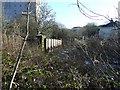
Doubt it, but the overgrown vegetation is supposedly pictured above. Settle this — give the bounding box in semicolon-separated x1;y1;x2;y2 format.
2;1;120;90
2;33;120;89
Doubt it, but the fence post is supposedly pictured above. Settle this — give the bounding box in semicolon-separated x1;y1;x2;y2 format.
44;38;46;51
36;31;42;47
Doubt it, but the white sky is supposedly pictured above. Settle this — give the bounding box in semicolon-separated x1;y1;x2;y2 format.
43;0;120;28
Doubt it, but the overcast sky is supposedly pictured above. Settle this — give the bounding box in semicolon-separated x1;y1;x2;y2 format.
43;0;119;28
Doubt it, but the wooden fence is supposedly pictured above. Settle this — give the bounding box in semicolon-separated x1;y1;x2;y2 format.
45;39;62;50
37;34;63;51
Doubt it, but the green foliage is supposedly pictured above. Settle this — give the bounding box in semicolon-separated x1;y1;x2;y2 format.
82;23;99;37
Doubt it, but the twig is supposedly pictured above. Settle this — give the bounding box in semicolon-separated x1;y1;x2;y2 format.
14;32;25;39
76;0;110;20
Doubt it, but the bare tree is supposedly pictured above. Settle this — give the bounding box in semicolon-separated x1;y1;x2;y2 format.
39;2;56;32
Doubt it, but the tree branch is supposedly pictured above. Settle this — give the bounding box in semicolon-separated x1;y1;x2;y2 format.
9;2;31;90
